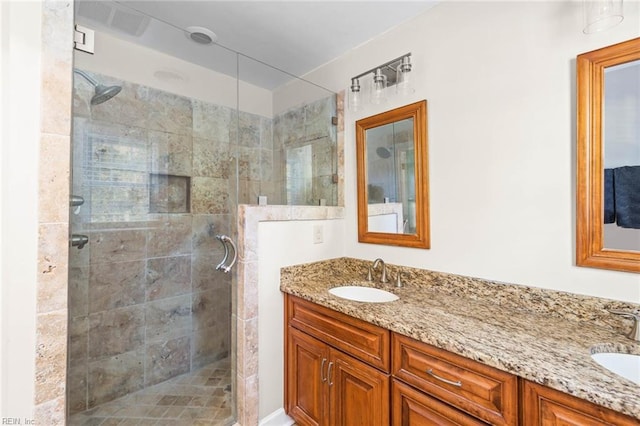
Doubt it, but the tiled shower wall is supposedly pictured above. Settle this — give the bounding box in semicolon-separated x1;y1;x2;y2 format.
67;72;338;414
67;74;241;413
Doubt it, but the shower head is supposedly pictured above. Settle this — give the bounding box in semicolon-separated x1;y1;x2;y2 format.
73;69;121;105
91;84;122;105
376;147;392;159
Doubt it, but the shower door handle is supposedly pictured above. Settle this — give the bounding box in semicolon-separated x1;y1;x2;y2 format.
215;235;237;274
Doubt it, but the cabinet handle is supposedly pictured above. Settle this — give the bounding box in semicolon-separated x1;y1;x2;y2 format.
426;369;462;387
321;358;327;383
327;362;334;386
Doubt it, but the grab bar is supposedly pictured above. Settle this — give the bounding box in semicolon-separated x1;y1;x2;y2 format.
216;235;237;273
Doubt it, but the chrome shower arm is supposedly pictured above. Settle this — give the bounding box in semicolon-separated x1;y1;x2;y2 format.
73;69;99;86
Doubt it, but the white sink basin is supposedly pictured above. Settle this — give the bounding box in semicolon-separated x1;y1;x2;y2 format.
328;286;398;303
591;352;640;385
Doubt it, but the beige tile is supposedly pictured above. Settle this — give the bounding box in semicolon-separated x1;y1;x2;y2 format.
89;260;145;313
146;215;192;258
88;348;144;408
236;260;259;320
67;363;88;415
191;214;230;254
193;137;231;178
68;315;88;363
145;295;192;343
191;327;229;370
35;310;67;405
145;336;191;386
192;289;229;331
69;266;89;318
190;252;231;294
41;55;72;136
34;395;65;426
90;229;147;264
145;88;193;136
37;223;69;313
236;317;258;379
146;256;191;301
39;133;70;223
191;177;230;214
88;306;144;360
237;146;262;181
149;130;193;176
192;100;231;141
161;405;185;418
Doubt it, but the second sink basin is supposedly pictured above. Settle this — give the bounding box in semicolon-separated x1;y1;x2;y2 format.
328;286;399;303
591;352;640;385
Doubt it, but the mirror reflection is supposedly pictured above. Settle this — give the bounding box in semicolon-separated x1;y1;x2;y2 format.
356;100;429;249
603;59;640;251
366;118;415;234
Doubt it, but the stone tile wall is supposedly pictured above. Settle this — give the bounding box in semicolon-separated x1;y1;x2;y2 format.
68;74;237;413
35;1;74;423
68;72;339;415
273;95;338;206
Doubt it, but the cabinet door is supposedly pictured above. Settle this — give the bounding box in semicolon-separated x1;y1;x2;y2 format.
522;380;639;426
287;327;330;426
392;379;487;426
329;347;390;426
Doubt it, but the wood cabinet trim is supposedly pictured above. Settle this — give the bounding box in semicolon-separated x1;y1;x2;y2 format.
521;380;639;425
287;295;390;371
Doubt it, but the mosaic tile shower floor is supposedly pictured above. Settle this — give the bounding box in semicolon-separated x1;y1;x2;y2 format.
68;358;234;426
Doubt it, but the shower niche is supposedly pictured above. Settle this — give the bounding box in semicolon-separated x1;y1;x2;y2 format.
149;174;190;214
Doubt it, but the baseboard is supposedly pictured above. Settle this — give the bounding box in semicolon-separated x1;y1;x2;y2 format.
259;408;295;426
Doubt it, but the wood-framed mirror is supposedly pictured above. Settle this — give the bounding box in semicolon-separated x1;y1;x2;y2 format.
356;100;429;248
577;37;640;273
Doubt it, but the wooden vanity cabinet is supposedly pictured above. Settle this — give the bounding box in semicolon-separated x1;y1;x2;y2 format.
285;295;390;426
521;380;640;426
284;295;640;426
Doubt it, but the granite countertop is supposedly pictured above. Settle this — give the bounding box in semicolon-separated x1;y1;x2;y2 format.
280;258;640;420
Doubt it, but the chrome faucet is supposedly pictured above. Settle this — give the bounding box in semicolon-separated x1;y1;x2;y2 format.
610;310;640;341
368;258;389;283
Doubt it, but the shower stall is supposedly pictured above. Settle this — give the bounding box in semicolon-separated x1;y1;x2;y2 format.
67;3;337;424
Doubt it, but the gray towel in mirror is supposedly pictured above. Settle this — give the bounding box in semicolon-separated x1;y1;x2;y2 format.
604;168;615;224
613;166;640;229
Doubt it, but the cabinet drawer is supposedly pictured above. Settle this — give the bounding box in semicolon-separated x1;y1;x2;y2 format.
392;333;517;425
287;295;390;372
393;379;487;426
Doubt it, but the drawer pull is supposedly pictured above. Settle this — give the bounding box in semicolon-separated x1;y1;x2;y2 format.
426;369;462;387
328;362;334;386
321;358;327;383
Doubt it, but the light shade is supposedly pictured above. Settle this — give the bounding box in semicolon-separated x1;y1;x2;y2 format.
370;69;387;105
349;78;362;111
396;56;414;96
583;0;624;34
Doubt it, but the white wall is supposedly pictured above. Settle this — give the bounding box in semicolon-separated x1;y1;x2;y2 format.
257;218;345;422
281;1;640;303
0;0;41;417
74;31;273;117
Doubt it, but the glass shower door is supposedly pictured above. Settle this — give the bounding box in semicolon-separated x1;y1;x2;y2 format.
67;6;238;424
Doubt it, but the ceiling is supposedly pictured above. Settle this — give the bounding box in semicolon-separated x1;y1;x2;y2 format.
75;1;438;90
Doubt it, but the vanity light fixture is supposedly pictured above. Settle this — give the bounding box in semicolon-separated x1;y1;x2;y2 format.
348;53;414;111
583;0;624;34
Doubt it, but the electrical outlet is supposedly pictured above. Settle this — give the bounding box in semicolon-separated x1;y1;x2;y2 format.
313;224;323;244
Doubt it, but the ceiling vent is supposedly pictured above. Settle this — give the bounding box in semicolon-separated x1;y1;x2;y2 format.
76;1;150;37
